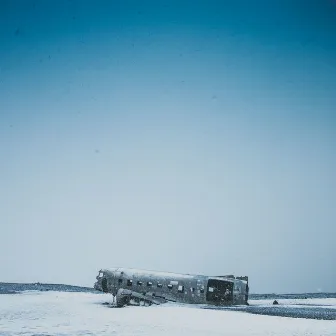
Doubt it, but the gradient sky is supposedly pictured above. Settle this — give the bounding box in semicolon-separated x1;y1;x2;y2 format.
1;0;335;293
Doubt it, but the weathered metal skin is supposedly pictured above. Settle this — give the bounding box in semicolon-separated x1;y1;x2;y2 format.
94;267;249;307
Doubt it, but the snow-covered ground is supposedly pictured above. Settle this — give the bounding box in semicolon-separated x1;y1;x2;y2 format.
0;291;335;336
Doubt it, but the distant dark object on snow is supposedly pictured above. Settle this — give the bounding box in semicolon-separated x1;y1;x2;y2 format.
273;300;279;305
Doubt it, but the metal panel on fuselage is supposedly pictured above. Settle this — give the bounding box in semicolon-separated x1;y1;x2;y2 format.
232;279;248;305
103;268;208;304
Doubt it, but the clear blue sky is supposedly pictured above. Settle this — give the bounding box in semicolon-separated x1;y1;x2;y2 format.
1;0;335;293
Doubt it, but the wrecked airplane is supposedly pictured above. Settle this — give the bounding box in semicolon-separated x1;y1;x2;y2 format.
94;267;249;307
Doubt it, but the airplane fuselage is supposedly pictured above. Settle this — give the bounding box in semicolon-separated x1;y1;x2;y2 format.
94;267;249;306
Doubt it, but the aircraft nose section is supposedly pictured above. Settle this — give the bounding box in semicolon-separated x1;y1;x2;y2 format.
94;270;105;292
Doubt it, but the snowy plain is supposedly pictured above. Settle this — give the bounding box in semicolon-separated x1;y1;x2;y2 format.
0;291;335;336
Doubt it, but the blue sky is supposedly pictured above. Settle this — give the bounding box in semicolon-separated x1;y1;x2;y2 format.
0;0;335;293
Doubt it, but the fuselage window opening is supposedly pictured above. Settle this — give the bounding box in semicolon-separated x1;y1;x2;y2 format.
127;279;133;286
137;281;143;286
190;287;195;292
167;284;173;289
157;283;163;288
178;285;184;293
147;281;152;287
200;286;205;294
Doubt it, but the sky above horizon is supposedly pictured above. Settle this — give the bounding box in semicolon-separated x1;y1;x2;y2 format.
1;0;335;294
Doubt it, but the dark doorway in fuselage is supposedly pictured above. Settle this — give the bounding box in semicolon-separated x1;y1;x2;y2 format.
102;278;108;293
206;279;233;305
